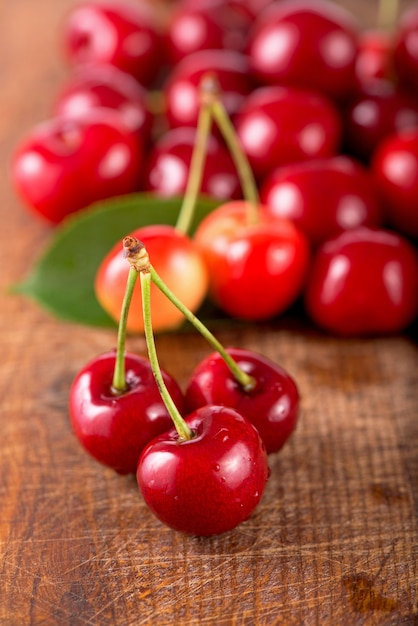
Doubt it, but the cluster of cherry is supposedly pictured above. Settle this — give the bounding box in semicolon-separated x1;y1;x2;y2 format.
12;0;418;337
70;231;299;536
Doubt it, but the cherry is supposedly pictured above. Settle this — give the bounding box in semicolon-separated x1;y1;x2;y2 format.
371;128;418;239
52;64;154;145
95;224;208;333
11;109;143;224
342;79;418;162
62;0;162;87
163;48;251;129
132;241;269;537
393;5;418;95
260;155;383;246
144;126;241;200
234;85;342;181
185;347;299;455
355;29;394;86
164;0;253;65
247;0;359;103
69;351;184;475
304;226;418;336
194;201;310;321
137;405;269;536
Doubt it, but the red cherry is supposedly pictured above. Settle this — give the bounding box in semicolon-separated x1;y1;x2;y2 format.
247;0;359;103
62;0;162;87
144;126;241;200
194;201;310;321
260;155;383;246
235;85;342;181
343;79;418;162
163;48;251;129
69;351;184;475
52;64;154;145
185;348;299;455
355;29;394;86
372;128;418;239
137;405;269;536
95;224;209;333
305;226;418;336
11;110;143;224
393;5;418;95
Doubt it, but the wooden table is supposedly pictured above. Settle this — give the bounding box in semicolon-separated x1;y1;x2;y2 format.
1;1;417;624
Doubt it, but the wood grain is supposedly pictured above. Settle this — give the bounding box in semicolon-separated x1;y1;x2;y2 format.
1;1;417;625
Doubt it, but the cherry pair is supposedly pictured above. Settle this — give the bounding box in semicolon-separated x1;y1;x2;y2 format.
70;236;300;536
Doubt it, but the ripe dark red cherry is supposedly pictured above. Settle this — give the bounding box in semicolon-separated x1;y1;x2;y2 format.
372;128;418;239
305;226;418;336
260;156;382;246
343;79;418;162
11;110;143;224
185;348;299;455
194;201;310;321
137;405;269;536
52;64;154;145
62;0;162;87
234;85;342;180
163;48;251;129
144;126;241;200
69;351;184;475
247;0;359;102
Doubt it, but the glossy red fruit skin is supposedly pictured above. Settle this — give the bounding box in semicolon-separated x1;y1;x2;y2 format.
144;126;241;200
247;0;359;103
185;348;299;455
137;405;269;536
393;6;418;95
11;110;143;224
52;64;154;145
62;0;162;87
260;156;382;246
372;129;418;240
95;224;209;333
194;201;310;321
163;49;251;129
343;80;418;162
69;351;184;475
305;227;418;336
235;85;341;181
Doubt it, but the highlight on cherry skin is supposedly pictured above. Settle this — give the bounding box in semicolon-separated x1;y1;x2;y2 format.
68;350;184;475
136;405;270;537
95;224;209;333
185;347;300;455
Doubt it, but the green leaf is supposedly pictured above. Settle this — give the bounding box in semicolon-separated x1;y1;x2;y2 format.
13;193;219;328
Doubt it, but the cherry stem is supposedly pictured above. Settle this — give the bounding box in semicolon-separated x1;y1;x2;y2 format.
377;0;399;30
149;265;256;392
111;265;138;394
140;269;193;441
210;93;259;225
175;76;214;235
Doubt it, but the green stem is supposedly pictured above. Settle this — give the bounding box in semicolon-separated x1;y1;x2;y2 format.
111;266;138;393
377;0;399;31
150;265;256;392
174;89;213;235
211;99;260;224
140;270;193;441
